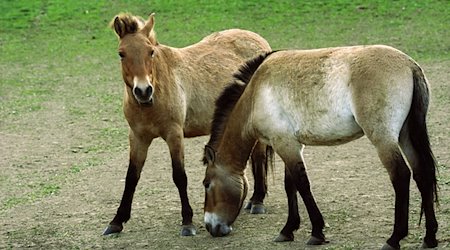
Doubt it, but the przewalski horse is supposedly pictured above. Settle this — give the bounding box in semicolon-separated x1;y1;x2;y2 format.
103;13;272;236
202;46;438;249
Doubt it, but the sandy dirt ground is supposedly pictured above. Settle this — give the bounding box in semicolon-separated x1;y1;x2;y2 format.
1;61;449;249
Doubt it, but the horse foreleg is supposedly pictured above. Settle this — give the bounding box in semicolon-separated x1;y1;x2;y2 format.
103;135;151;235
274;168;300;242
245;142;268;214
165;130;196;236
291;161;326;245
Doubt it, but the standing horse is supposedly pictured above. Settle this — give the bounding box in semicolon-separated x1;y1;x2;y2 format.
202;46;438;249
102;13;272;236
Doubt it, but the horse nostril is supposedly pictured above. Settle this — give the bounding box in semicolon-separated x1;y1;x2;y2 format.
133;85;153;100
133;87;143;98
145;85;152;97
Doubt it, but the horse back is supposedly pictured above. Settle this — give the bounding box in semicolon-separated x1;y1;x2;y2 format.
163;29;270;137
247;45;417;146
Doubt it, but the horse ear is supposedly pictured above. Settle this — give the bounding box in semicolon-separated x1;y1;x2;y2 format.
112;16;126;38
204;145;216;165
141;13;155;37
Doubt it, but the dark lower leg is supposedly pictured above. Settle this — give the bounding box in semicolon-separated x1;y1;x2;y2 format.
172;159;193;226
293;162;325;242
386;162;411;249
276;169;300;241
422;199;438;248
104;161;141;235
413;174;438;248
249;145;268;205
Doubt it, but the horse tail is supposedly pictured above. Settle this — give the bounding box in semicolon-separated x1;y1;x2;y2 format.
408;64;439;217
266;145;275;183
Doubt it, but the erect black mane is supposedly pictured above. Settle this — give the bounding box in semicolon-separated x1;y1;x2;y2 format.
202;51;276;164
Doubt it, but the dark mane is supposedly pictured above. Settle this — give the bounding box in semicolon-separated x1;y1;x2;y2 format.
203;51;276;164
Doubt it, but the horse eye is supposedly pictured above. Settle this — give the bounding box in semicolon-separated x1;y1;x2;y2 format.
203;180;211;190
118;52;125;59
149;50;155;58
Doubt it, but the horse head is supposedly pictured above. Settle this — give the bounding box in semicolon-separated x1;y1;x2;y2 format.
202;145;248;237
111;13;158;105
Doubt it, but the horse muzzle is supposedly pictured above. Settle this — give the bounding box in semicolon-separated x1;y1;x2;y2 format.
205;222;232;237
204;212;232;237
132;84;154;105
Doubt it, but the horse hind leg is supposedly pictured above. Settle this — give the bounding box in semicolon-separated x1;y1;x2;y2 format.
371;137;411;250
245;142;269;214
399;126;438;248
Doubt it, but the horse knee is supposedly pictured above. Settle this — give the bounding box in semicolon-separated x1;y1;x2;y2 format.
291;162;310;193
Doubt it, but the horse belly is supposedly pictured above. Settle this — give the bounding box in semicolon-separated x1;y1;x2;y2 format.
252;87;363;147
183;124;210;138
295;114;364;146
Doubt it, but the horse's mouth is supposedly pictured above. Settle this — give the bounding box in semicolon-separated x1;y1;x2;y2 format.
137;98;153;107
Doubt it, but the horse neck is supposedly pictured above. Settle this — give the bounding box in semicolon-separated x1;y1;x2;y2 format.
216;101;256;174
152;45;179;92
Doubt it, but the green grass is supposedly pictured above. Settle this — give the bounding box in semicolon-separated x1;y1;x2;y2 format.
1;0;448;117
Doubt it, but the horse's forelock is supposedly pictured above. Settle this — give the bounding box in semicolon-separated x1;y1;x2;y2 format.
111;13;146;38
112;13;157;44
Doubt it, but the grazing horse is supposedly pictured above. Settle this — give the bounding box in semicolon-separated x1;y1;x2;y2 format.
103;13;272;236
202;46;438;249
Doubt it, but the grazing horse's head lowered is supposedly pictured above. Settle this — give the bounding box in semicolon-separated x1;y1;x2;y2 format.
203;145;249;236
111;13;158;105
202;47;439;249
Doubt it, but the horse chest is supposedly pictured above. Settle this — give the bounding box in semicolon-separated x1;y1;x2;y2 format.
123;106;169;137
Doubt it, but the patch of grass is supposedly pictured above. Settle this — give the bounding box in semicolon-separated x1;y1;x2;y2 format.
39;183;60;196
2;183;59;210
115;0;449;60
3;197;29;210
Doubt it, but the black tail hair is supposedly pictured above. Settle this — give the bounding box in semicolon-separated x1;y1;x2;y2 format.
409;64;439;222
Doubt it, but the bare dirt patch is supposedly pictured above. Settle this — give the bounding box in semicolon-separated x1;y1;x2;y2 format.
1;61;449;249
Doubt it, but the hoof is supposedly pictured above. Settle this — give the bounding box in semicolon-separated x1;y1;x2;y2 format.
274;233;294;242
102;224;123;236
250;203;266;214
422;240;438;249
181;224;196;236
245;201;266;214
244;201;252;210
381;243;399;250
307;236;328;245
